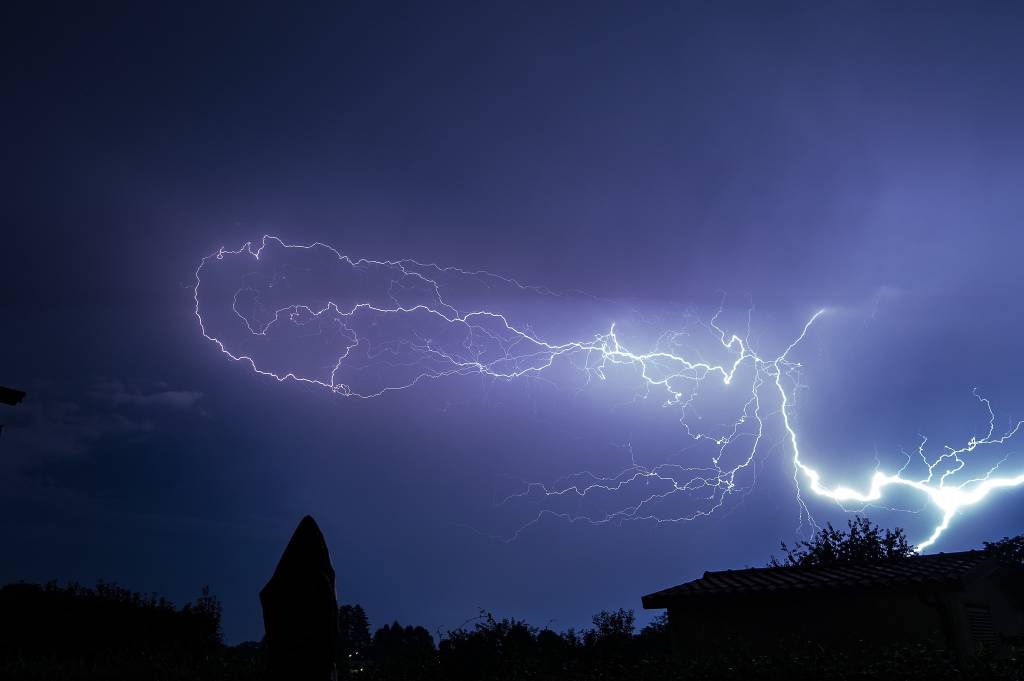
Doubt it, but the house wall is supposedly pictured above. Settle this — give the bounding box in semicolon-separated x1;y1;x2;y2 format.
948;571;1024;654
667;588;954;656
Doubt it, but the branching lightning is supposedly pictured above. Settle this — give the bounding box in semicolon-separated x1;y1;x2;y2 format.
194;236;1024;550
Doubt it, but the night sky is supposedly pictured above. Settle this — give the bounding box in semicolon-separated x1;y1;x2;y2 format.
4;2;1024;643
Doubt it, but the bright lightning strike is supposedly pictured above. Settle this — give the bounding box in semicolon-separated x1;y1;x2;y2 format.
194;236;1024;550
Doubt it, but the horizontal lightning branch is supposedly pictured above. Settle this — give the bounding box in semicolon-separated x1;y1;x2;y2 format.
194;236;1023;550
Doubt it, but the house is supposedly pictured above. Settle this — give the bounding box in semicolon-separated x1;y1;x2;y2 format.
0;385;26;439
642;550;1024;657
0;386;26;407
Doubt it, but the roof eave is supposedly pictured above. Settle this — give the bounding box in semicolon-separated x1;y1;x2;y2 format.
641;593;669;610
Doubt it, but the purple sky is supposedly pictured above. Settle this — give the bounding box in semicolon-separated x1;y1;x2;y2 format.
3;2;1024;642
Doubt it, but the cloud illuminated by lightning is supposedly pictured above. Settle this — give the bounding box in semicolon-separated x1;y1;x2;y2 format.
194;236;1023;550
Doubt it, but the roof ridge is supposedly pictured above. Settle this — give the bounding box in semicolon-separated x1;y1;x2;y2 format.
703;549;986;577
641;550;1004;609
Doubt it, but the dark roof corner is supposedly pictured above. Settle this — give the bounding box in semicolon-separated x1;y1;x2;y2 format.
0;386;27;407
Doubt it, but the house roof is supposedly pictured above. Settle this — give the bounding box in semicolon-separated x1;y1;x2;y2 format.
0;386;26;406
642;550;1004;609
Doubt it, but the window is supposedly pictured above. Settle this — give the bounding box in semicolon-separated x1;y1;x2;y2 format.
965;604;997;649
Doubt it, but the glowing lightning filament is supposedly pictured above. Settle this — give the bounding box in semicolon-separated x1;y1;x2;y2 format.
194;236;1024;550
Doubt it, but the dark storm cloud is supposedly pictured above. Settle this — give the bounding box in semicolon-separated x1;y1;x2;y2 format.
2;396;153;460
3;1;1024;644
1;379;202;477
90;379;203;410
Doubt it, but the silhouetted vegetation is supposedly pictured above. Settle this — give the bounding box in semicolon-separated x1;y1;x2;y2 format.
3;525;1024;679
347;607;672;681
371;621;436;680
338;603;372;673
326;605;1022;681
769;515;914;567
0;580;241;680
984;534;1024;566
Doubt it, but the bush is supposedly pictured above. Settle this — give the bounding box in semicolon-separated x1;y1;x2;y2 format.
0;581;244;681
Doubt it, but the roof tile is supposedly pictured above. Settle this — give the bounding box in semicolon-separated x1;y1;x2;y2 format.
642;550;995;609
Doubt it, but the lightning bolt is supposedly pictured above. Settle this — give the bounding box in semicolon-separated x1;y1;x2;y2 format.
194;236;1024;550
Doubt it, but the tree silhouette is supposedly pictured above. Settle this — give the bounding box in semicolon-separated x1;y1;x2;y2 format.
589;608;635;640
983;534;1024;565
337;603;371;675
439;612;539;680
585;608;635;669
636;612;670;658
769;516;914;567
0;581;223;676
372;621;436;679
